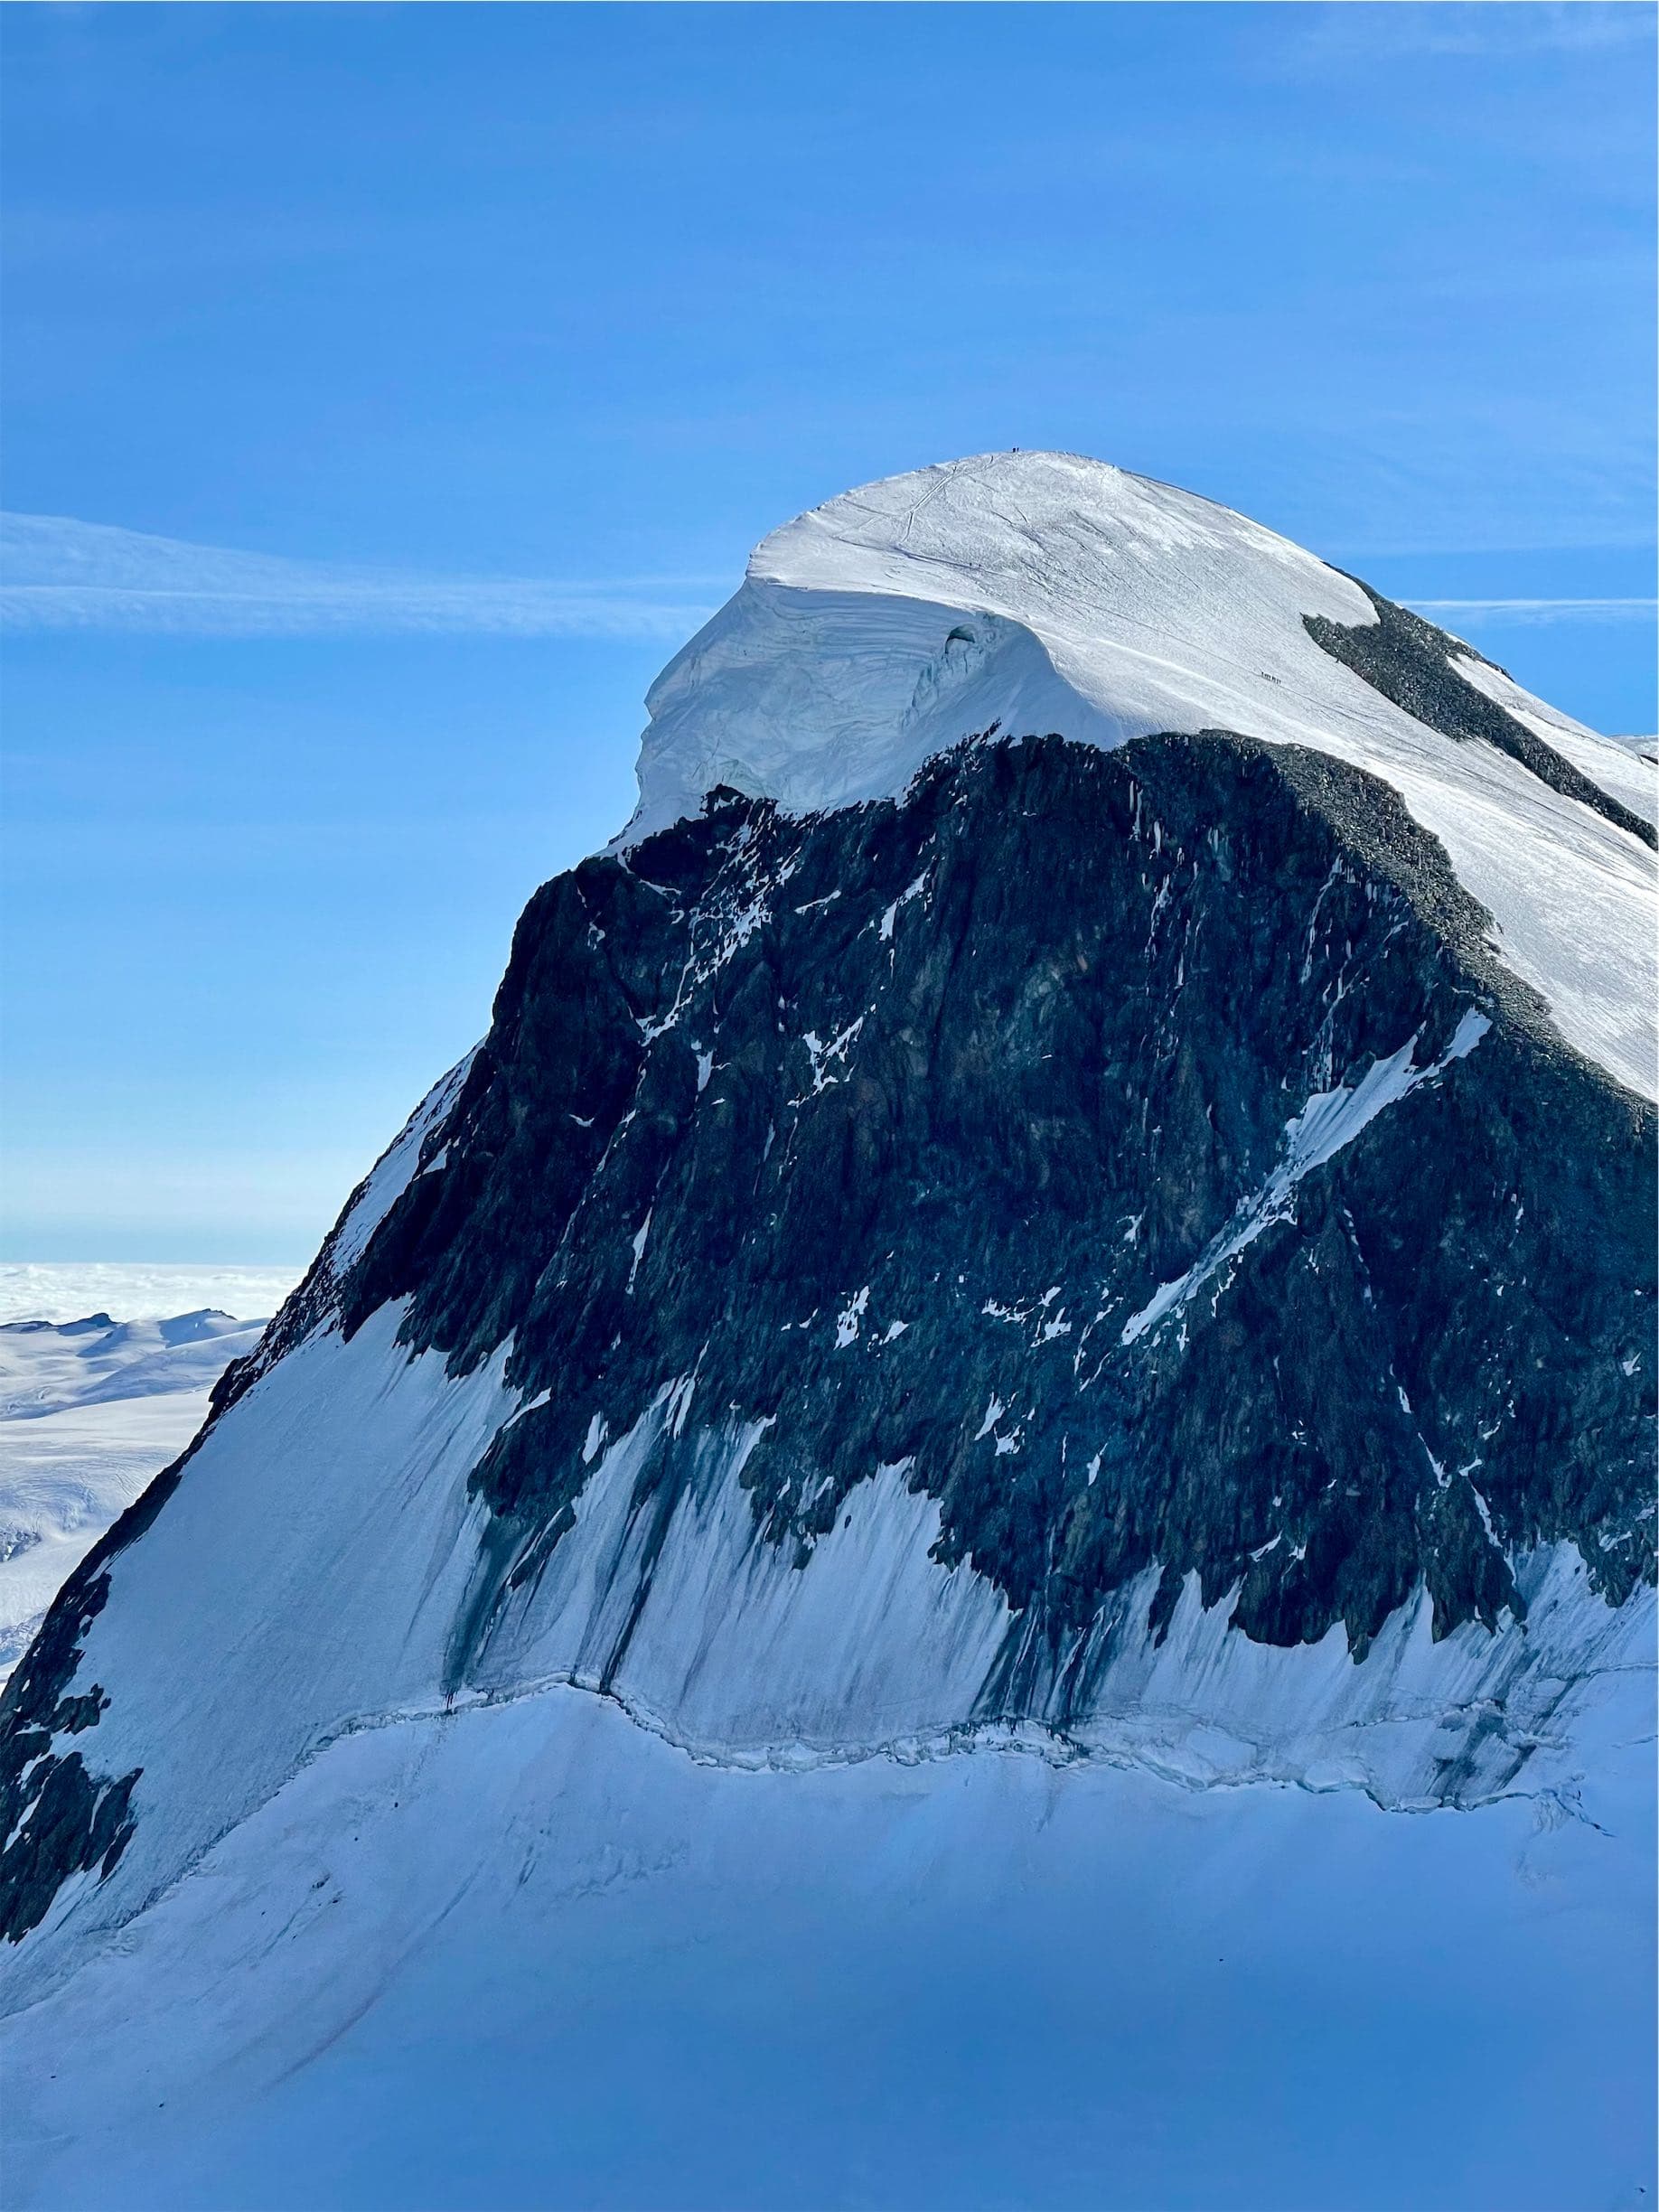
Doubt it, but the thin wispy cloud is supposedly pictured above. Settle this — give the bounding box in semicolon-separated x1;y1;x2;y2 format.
1293;1;1654;65
1406;597;1658;626
0;513;722;640
5;511;1648;645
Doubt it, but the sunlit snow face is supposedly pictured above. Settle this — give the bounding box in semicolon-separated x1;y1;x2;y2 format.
623;449;1656;1103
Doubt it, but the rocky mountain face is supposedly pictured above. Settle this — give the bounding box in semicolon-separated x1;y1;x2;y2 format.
353;728;1646;1684
0;454;1651;1986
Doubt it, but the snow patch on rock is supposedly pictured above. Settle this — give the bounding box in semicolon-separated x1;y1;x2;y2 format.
1123;1009;1489;1345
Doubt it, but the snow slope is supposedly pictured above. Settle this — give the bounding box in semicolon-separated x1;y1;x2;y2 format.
3;1675;1651;2212
6;1299;1645;2017
0;1312;266;1682
631;452;1656;1099
1450;651;1659;826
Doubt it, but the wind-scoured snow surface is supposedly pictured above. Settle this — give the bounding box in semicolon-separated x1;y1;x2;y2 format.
633;451;1655;1098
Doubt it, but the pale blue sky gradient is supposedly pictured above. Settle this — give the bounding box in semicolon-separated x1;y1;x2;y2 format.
3;2;1654;1260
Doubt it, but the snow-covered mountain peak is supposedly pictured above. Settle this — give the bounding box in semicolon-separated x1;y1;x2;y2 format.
635;451;1370;838
749;448;1364;624
632;450;1655;1099
1;457;1653;2201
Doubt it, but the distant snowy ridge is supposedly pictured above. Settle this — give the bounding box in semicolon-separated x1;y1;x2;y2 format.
630;452;1655;1099
0;1310;267;1682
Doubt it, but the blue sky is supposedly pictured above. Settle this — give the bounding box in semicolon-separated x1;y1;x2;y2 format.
3;2;1654;1262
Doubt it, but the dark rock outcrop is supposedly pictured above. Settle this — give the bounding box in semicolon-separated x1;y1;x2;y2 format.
335;730;1653;1694
1306;587;1656;849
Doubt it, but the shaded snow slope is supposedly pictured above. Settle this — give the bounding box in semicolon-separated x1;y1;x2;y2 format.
3;1679;1652;2212
0;1312;266;1682
475;1406;1648;1809
630;452;1655;1098
2;1305;512;1991
5;1298;1646;2008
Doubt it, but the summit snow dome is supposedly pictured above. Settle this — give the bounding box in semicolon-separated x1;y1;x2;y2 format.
630;451;1656;1100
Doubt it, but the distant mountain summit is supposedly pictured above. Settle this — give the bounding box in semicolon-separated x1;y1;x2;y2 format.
1;456;1653;2205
